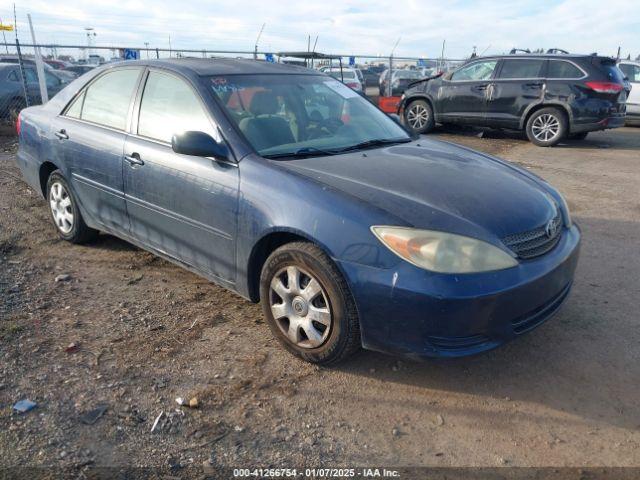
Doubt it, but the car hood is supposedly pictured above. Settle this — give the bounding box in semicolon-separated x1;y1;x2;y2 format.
278;139;558;243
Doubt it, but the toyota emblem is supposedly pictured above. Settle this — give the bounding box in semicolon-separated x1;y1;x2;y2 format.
545;219;558;238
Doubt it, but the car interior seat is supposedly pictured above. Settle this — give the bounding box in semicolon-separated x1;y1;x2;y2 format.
238;92;295;151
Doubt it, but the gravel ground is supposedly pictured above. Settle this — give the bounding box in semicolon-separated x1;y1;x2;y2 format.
1;127;639;477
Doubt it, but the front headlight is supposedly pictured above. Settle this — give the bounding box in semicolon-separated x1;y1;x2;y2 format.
371;226;518;274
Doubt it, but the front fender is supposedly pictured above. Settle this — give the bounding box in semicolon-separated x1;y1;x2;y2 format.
234;155;406;298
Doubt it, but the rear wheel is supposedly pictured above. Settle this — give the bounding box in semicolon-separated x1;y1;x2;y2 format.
259;242;360;365
46;171;98;244
525;107;567;147
404;99;435;134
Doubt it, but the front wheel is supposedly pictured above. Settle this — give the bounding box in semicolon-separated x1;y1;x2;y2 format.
404;99;435;134
259;242;361;365
47;171;98;244
525;107;567;147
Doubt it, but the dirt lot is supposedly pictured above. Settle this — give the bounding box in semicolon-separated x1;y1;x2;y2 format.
1;127;640;476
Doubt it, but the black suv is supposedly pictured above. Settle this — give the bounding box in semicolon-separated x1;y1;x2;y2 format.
399;54;628;146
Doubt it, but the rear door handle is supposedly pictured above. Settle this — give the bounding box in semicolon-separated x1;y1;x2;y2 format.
124;153;144;166
524;82;544;88
54;129;68;140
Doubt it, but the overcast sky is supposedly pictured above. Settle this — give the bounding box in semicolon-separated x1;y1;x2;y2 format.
1;0;638;60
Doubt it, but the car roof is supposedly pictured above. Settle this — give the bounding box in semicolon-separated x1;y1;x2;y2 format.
473;53;607;61
116;58;319;76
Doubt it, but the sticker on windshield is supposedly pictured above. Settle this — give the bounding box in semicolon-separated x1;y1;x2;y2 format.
210;77;244;94
324;79;359;99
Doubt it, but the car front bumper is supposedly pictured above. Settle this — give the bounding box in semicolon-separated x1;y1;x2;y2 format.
336;224;581;359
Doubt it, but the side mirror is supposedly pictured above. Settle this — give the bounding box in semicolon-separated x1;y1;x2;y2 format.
171;131;230;160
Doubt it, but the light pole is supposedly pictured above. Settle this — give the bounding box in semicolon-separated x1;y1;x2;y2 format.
254;23;265;60
84;27;96;62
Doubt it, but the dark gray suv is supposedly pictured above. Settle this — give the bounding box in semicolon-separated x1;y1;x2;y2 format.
399;53;629;146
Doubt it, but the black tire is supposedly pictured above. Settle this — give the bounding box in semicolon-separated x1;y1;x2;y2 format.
259;242;361;365
403;99;435;134
525;107;568;147
46;170;98;244
569;132;589;140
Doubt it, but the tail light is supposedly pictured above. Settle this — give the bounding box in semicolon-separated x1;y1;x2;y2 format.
16;112;21;135
346;82;359;89
584;81;623;94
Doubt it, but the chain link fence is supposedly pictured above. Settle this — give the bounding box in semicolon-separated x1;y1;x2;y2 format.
0;40;466;129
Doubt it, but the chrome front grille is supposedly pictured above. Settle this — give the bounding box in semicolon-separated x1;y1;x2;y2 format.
502;211;562;259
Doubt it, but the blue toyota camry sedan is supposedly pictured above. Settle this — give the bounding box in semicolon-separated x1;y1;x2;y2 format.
15;58;580;364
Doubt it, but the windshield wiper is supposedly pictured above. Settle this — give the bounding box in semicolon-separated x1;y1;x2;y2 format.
331;137;411;153
262;147;339;159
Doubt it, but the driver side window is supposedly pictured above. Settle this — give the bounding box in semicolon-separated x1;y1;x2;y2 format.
138;71;219;144
451;61;498;81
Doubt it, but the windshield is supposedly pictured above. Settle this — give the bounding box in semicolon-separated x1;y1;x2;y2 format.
328;70;356;80
209;74;410;158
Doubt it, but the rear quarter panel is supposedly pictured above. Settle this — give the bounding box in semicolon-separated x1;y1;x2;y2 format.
16;68;104;196
16;106;53;195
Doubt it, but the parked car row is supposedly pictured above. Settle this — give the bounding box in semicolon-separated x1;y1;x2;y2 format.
399;53;631;146
0;62;69;119
0;55;100;119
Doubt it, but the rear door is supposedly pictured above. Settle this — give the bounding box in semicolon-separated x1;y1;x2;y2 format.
486;58;546;128
436;59;498;124
51;67;143;233
123;68;239;284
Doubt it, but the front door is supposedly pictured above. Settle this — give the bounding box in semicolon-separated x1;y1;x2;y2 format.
123;69;239;284
436;59;498;124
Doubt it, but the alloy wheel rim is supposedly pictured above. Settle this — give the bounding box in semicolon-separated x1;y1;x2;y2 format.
269;265;332;349
531;114;560;142
407;104;429;129
49;182;74;234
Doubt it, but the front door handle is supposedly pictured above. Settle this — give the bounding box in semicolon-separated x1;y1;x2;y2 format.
54;129;68;140
124;153;144;166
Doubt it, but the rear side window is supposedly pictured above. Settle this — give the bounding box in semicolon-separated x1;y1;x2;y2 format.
498;59;544;79
620;64;640;82
80;68;141;130
547;61;584;79
65;91;84;118
451;60;497;81
137;71;217;144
